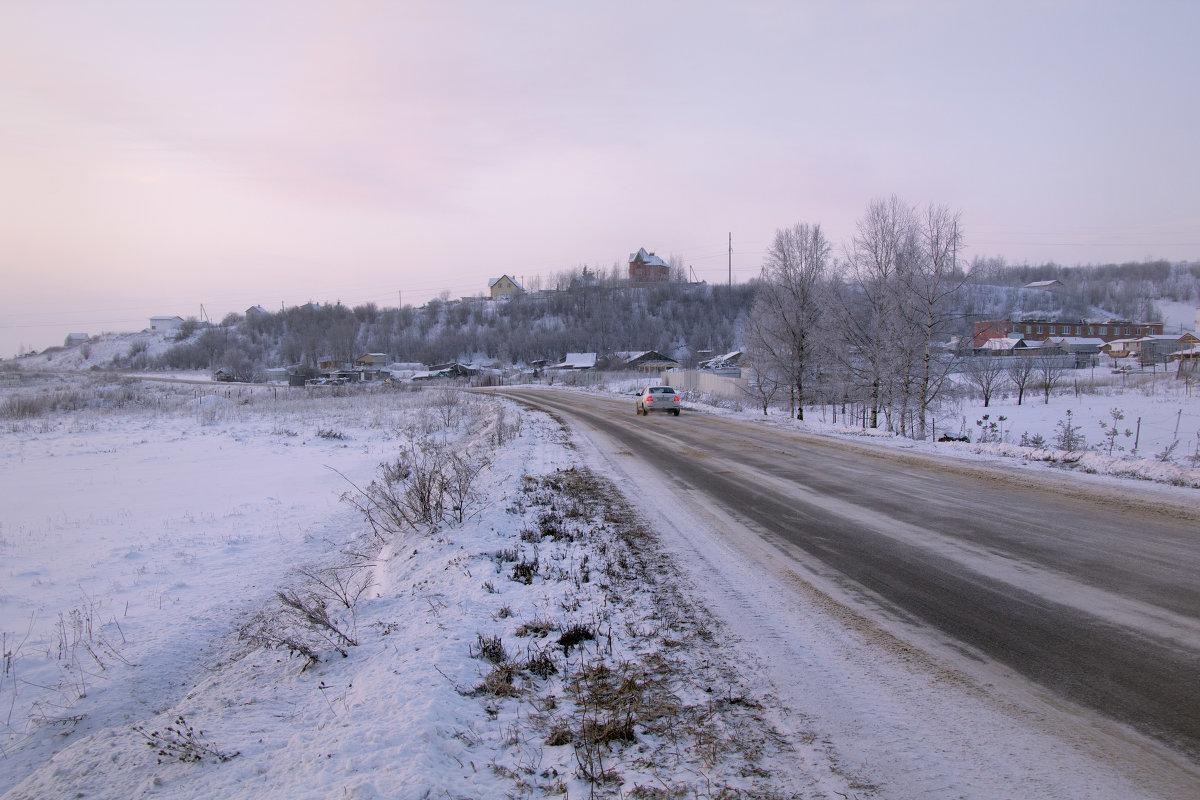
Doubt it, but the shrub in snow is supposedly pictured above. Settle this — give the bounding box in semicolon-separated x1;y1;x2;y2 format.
1054;409;1087;452
133;715;238;764
340;437;490;538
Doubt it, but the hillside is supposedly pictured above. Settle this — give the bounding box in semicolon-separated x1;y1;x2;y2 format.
5;261;1198;381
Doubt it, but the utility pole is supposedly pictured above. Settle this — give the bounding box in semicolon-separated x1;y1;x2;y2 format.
728;232;732;287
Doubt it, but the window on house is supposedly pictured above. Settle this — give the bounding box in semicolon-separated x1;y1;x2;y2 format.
1049;326;1056;335
1100;326;1108;335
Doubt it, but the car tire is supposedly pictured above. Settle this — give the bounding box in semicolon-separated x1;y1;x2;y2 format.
672;408;680;416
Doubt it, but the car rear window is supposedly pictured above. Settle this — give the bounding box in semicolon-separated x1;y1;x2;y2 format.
651;387;674;393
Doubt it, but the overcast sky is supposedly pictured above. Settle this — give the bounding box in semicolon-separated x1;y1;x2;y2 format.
2;1;1198;356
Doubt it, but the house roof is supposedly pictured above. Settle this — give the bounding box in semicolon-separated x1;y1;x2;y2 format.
1050;336;1104;344
488;275;524;290
699;350;743;367
551;352;597;369
982;337;1023;350
629;247;668;268
621;350;678;365
1023;280;1064;290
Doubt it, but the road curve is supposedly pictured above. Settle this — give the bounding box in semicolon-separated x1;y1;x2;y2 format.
491;387;1200;763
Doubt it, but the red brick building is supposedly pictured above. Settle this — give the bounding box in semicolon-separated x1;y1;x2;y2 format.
628;247;671;282
973;319;1164;347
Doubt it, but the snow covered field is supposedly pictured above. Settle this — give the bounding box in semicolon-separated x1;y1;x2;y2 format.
1;368;1197;798
0;378;802;798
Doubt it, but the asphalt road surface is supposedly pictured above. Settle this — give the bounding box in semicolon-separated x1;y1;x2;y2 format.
493;387;1200;764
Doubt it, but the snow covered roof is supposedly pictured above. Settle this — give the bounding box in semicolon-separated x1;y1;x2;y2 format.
551;352;597;369
488;275;524;289
699;350;743;368
629;247;668;268
1050;337;1105;346
1023;279;1063;290
982;337;1023;351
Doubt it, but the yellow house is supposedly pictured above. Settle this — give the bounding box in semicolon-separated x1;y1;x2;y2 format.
488;275;524;300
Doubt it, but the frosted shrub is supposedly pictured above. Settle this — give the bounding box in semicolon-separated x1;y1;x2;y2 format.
340;437;488;538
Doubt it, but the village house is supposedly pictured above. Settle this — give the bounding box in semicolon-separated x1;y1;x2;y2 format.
64;333;89;347
978;337;1027;355
488;275;524;300
628;247;670;283
616;351;680;372
550;353;597;370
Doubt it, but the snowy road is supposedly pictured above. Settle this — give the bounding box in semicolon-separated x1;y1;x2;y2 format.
495;387;1200;797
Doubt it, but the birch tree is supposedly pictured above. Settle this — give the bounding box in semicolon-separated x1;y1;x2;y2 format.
902;204;966;439
745;223;831;420
836;196;916;430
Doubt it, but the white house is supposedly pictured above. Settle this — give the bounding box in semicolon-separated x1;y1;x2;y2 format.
64;333;89;347
150;316;184;332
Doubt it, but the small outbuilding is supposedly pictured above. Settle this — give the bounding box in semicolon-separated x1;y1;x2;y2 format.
150;316;184;332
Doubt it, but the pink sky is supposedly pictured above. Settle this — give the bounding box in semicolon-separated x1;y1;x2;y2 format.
2;1;1198;356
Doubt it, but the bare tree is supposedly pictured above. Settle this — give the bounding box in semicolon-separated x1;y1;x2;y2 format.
746;223;832;420
836;195;917;431
1035;352;1068;404
741;363;784;415
1006;357;1036;405
962;356;1009;407
903;204;966;439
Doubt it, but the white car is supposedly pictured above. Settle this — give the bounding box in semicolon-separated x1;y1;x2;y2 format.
636;386;681;416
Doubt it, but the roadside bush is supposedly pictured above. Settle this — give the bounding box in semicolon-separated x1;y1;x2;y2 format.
340;437;488;538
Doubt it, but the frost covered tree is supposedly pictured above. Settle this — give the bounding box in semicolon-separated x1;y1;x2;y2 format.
963;356;1009;407
745;223;832;419
833;197;966;438
835;195;916;430
902;204;966;439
